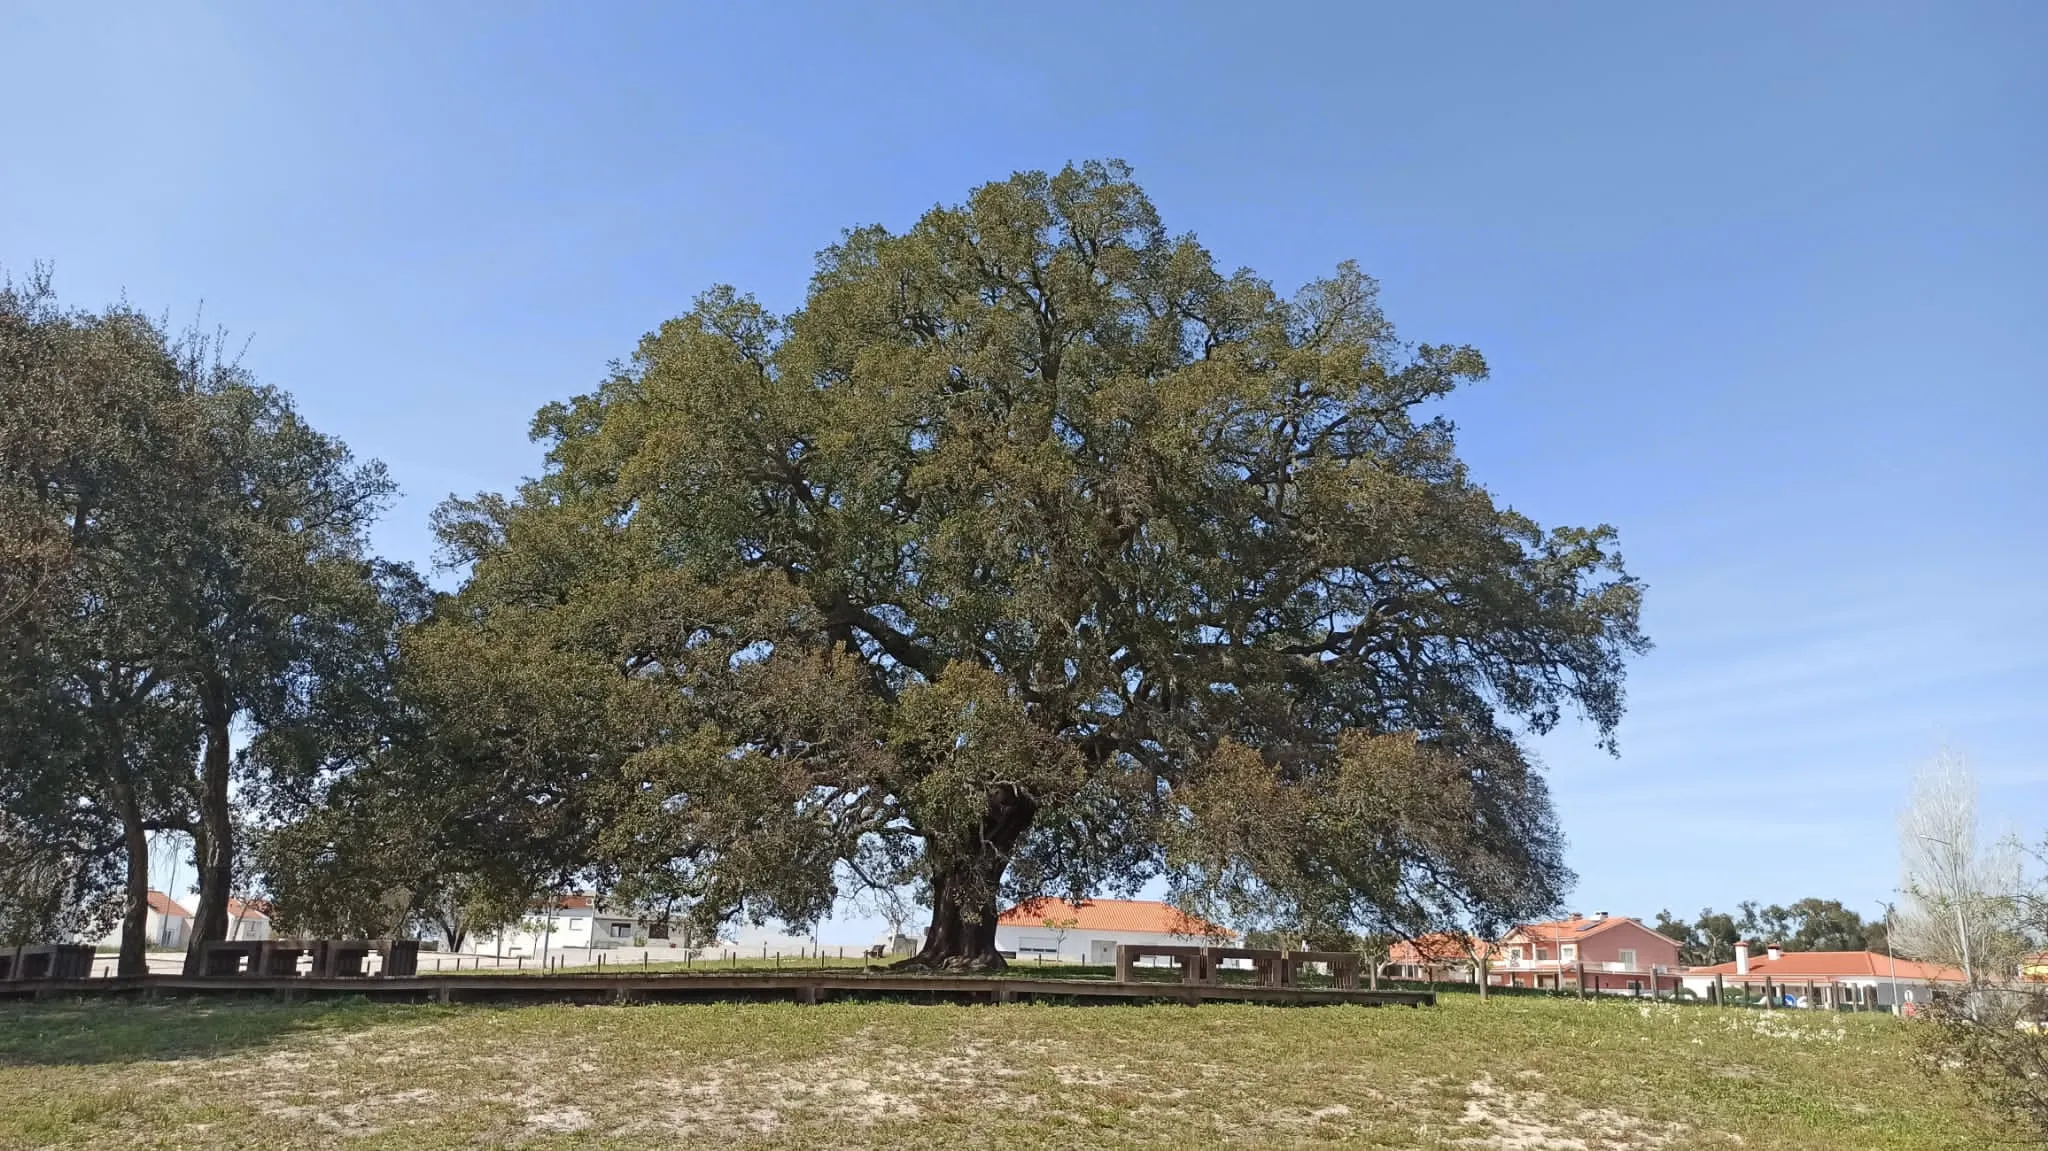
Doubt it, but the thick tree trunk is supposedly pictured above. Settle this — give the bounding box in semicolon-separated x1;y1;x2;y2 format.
913;862;1008;970
182;717;233;976
113;780;150;978
903;788;1037;971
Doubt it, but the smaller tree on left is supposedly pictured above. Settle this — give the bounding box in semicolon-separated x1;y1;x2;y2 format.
0;267;412;974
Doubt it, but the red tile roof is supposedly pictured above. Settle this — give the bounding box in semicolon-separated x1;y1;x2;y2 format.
1505;914;1649;944
1388;933;1500;964
998;899;1232;939
146;891;190;918
1691;950;1964;982
524;894;599;912
227;898;270;919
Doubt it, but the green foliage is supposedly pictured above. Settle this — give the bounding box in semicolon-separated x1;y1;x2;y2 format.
0;266;413;965
425;161;1646;965
1920;985;2048;1144
253;591;571;943
0;813;119;947
0;267;211;959
1654;899;1889;966
1916;837;2048;1143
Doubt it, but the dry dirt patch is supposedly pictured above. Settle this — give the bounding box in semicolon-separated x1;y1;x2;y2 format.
1452;1074;1701;1150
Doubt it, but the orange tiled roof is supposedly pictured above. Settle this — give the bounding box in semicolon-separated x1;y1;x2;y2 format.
998;898;1232;939
1388;933;1499;964
227;898;270;919
1506;914;1648;943
527;894;597;911
146;891;190;918
1691;950;1964;982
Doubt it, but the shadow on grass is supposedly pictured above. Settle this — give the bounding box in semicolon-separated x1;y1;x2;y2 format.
0;998;417;1067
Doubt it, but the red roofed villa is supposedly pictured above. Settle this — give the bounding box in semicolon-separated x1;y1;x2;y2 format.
1680;941;1964;1012
1494;913;1684;995
994;898;1234;965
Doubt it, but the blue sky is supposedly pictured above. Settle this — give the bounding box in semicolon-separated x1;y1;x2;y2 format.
5;2;2042;940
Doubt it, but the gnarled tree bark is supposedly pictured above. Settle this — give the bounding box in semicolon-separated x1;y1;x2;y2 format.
182;714;233;975
113;778;150;978
902;788;1037;970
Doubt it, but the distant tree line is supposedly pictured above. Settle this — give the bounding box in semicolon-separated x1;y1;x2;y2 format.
1651;899;1889;966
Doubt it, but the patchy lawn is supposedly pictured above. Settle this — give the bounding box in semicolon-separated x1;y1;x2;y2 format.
0;993;2000;1149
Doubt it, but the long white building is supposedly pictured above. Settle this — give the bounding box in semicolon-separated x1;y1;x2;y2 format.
993;898;1234;965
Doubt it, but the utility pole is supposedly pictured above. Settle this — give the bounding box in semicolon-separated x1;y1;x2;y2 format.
1878;900;1899;1012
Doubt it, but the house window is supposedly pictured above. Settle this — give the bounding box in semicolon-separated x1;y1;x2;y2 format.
1016;936;1059;957
1508;947;1524;964
1561;944;1577;962
1618;949;1637;969
1534;947;1548;961
609;923;632;939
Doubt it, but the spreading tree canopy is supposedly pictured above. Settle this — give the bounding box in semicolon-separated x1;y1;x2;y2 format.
431;161;1648;967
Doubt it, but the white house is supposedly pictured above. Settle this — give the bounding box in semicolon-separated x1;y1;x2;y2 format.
96;893;269;950
97;890;191;951
226;898;271;942
469;895;678;957
726;921;823;957
993;898;1235;966
1678;942;1966;1011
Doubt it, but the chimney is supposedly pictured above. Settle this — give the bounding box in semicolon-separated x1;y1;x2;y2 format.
1734;941;1750;976
1766;942;1782;962
1595;911;1608;920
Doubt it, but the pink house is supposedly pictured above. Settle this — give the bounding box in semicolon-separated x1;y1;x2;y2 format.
1493;913;1683;995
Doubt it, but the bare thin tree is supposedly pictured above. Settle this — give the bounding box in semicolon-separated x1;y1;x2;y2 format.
1895;749;2023;982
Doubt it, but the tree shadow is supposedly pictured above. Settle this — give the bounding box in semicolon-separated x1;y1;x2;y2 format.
0;998;418;1067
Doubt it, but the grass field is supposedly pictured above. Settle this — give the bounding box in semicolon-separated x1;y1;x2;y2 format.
0;992;2003;1149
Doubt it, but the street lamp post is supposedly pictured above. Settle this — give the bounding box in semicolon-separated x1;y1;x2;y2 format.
1877;900;1899;1012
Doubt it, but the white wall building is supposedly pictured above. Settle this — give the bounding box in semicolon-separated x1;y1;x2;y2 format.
1677;943;1966;1011
469;895;685;957
96;891;191;951
226;898;271;941
993;898;1234;966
